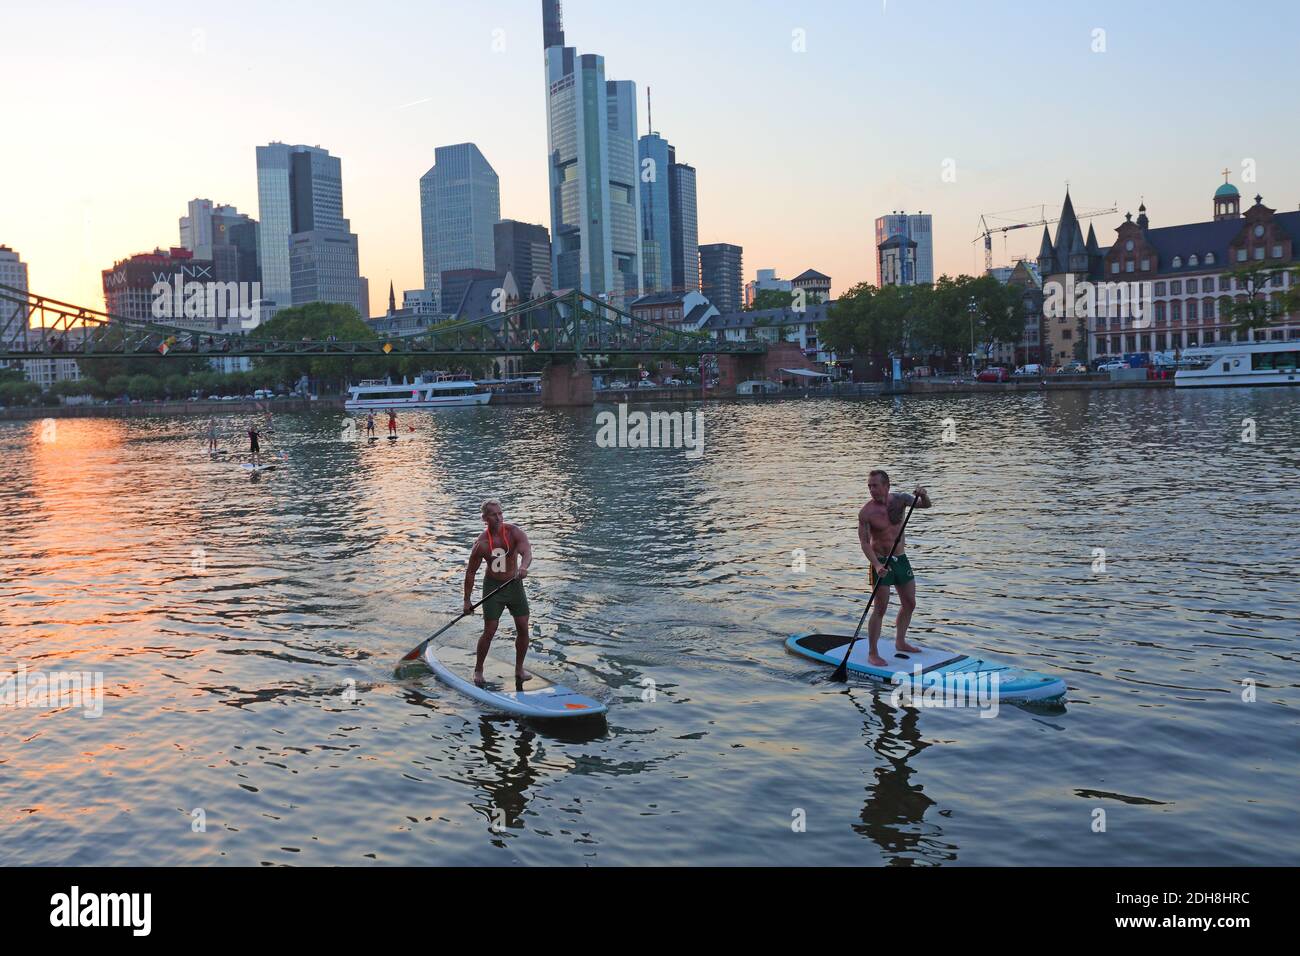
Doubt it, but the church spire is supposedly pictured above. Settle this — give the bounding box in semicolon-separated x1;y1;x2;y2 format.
388;281;396;314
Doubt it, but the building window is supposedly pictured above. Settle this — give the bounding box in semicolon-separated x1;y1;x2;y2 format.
1141;259;1150;271
1154;281;1166;296
1272;245;1283;258
1172;256;1182;268
1111;262;1120;274
1186;278;1198;293
1187;300;1198;321
1126;260;1134;273
1155;301;1166;323
1170;301;1181;322
1204;298;1215;319
1219;276;1231;291
1170;280;1182;294
1190;255;1200;267
1205;253;1215;265
1237;249;1248;262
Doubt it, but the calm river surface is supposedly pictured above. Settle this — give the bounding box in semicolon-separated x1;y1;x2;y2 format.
1;388;1297;866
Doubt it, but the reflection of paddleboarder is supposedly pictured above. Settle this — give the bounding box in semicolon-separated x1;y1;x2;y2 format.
387;410;398;436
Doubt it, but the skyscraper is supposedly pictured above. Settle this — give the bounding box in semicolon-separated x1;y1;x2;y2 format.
256;142;367;317
699;243;743;314
638;132;672;293
494;220;552;301
543;0;642;304
668;147;698;292
0;245;29;355
180;199;260;284
419;143;500;309
874;212;934;285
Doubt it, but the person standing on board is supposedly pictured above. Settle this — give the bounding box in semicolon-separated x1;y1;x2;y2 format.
463;500;533;684
387;410;398;437
247;423;262;467
365;412;376;438
205;417;219;453
858;470;932;667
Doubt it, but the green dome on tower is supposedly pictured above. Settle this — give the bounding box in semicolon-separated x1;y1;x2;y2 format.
1215;181;1239;198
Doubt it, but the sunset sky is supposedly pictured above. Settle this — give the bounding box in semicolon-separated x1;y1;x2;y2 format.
5;0;1300;315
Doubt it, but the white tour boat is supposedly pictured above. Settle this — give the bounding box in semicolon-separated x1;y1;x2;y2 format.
344;374;491;409
1174;339;1300;388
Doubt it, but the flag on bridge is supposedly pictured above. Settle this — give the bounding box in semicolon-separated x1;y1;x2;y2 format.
157;336;177;355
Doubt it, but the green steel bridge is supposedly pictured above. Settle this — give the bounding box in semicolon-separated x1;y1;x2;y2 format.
0;284;765;361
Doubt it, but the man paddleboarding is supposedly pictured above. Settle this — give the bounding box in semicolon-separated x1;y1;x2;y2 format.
463;500;533;684
247;423;261;466
365;412;376;438
387;410;398;437
205;417;219;453
858;469;932;667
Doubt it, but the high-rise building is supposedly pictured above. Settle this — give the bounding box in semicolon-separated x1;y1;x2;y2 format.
180;199;259;284
744;268;791;307
0;245;31;363
668;147;698;292
494;220;552;301
874;212;934;285
543;0;642;304
699;243;743;314
256;142;367;317
419;143;500;309
638;133;672;292
1;247;82;388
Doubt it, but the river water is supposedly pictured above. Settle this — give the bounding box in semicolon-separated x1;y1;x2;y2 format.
1;388;1297;866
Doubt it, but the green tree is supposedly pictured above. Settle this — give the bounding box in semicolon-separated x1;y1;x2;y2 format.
1223;265;1290;336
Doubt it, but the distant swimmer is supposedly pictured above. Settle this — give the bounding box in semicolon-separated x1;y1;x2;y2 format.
857;469;932;668
463;500;533;684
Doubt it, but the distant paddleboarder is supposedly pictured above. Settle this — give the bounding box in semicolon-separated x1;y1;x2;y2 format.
463;500;533;684
858;470;932;667
247;424;262;467
365;412;376;438
387;410;398;437
205;417;219;453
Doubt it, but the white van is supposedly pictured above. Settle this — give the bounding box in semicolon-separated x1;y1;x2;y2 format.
1013;364;1043;377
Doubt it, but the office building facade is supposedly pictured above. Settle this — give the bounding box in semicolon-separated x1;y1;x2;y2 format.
419;143;500;309
699;243;743;314
874;212;934;285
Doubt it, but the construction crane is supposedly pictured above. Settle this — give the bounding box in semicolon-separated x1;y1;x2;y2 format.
973;203;1117;273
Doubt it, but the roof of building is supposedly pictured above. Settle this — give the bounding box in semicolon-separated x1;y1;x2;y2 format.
792;269;830;282
630;291;690;307
1140;209;1300;272
706;301;835;330
683;302;713;327
1215;182;1240;198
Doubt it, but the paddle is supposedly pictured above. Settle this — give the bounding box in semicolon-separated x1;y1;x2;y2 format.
400;576;517;663
830;492;921;683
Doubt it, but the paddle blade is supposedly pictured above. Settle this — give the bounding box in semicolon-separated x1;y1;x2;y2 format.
829;662;848;683
400;642;425;662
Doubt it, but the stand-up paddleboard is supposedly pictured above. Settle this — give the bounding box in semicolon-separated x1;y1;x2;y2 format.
786;633;1066;703
241;462;276;473
421;643;606;719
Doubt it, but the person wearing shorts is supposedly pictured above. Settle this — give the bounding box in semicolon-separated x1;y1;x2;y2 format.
463;500;532;684
858;469;932;668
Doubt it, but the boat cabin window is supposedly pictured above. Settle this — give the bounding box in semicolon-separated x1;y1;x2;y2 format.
1252;350;1298;371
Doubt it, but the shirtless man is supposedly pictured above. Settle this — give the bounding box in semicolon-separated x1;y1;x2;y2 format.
858;469;932;667
463;500;533;684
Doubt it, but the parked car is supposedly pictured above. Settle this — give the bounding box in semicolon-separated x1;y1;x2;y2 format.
607;380;629;390
1062;362;1088;374
977;367;1011;383
1012;364;1043;377
207;394;220;401
1097;360;1128;372
636;379;657;388
662;378;683;386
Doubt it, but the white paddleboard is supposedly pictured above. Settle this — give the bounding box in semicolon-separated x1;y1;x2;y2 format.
787;632;1066;703
241;463;276;473
421;643;606;719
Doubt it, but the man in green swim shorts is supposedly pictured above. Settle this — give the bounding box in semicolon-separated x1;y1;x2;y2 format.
464;500;533;684
858;469;932;668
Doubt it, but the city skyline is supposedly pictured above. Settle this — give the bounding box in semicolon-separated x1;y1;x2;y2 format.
5;0;1300;315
